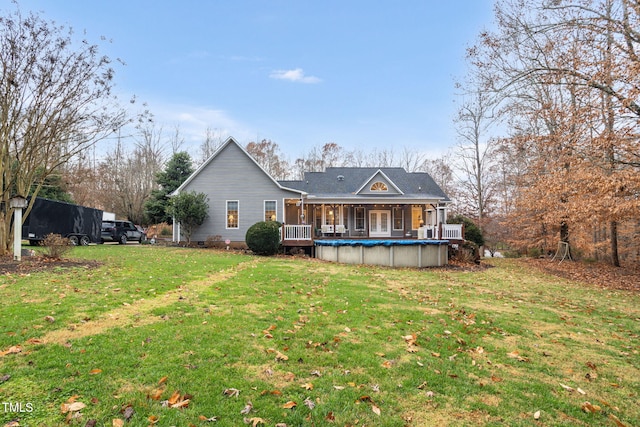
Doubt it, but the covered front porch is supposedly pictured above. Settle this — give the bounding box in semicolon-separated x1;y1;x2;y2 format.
280;199;464;247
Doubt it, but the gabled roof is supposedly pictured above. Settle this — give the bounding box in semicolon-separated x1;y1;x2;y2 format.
279;167;450;202
355;169;404;195
172;137;305;196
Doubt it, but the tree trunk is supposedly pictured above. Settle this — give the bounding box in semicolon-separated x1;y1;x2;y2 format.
560;220;572;260
610;220;620;267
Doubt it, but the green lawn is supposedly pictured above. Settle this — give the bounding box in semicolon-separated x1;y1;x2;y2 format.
1;245;638;426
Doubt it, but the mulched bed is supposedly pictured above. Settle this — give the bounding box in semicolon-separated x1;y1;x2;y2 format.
523;258;639;293
0;255;101;274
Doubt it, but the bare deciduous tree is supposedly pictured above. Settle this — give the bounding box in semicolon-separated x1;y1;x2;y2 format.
0;5;126;253
245;139;290;180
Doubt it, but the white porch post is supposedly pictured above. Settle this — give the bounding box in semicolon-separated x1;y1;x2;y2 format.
172;218;180;242
437;206;447;224
10;196;28;261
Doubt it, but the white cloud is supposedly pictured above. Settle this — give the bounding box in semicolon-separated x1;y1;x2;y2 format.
269;68;322;84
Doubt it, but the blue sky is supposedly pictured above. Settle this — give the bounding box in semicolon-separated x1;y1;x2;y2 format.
8;1;495;160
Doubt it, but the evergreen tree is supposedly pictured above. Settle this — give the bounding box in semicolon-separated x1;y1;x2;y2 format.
144;152;194;224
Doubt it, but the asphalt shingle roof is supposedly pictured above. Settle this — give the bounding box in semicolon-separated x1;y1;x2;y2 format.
279;167;450;201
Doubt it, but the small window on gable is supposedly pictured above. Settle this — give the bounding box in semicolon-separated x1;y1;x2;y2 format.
370;181;388;192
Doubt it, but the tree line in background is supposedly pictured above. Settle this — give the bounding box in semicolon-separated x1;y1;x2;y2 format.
456;0;640;266
2;1;639;266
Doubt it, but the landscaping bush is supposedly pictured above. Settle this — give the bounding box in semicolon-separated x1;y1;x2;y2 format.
41;233;72;259
245;221;281;255
450;240;480;264
448;214;485;247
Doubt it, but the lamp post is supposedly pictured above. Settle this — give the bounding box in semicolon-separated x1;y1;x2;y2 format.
10;195;28;261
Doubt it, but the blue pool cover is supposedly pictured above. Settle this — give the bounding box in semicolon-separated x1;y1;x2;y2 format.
315;239;449;247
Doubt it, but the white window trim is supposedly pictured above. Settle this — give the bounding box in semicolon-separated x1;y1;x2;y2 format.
392;207;404;231
354;207;366;231
226;200;239;229
264;200;277;221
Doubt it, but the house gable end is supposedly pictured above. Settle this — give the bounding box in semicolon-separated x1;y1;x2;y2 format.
173;137;305;196
356;170;404;196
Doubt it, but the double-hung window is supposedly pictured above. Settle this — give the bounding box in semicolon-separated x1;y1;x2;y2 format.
264;200;276;221
393;207;404;230
354;207;365;231
226;200;239;229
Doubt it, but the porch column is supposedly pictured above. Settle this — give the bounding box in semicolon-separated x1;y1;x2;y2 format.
437;206;447;224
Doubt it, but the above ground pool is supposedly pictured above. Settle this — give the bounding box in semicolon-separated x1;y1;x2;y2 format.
314;239;449;267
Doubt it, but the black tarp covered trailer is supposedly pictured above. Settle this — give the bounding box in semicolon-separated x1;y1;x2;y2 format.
22;197;103;245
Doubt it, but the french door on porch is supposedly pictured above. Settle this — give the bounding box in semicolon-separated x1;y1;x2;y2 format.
369;210;391;238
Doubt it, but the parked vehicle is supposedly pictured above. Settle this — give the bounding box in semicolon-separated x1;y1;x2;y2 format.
23;197;103;246
101;220;146;244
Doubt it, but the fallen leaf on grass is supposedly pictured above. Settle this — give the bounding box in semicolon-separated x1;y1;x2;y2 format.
148;388;163;401
534;410;541;420
147;415;159;424
301;382;314;390
223;388;240;398
168;391;181;405
282;401;297;409
171;399;190;409
303;397;315;409
402;334;417;345
372;403;381;416
122;405;134;421
165;390;191;409
61;401;86;413
507;350;529;362
244;416;265;426
608;414;629;427
88;369;102;375
240;401;253;415
581;401;601;413
198;415;218;422
0;345;22;357
559;383;575;392
111;419;124;427
275;351;289;361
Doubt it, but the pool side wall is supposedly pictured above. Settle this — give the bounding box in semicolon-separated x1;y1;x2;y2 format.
315;241;448;267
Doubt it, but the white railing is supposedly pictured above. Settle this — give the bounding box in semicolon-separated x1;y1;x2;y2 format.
441;224;464;240
421;224;464;240
282;224;313;241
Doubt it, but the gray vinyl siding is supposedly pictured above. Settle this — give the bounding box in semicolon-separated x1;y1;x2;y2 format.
178;141;300;242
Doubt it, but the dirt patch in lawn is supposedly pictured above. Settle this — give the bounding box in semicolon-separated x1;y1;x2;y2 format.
523;258;640;293
39;260;256;346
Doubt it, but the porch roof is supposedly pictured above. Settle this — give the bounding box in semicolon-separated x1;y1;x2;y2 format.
279;167;451;203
